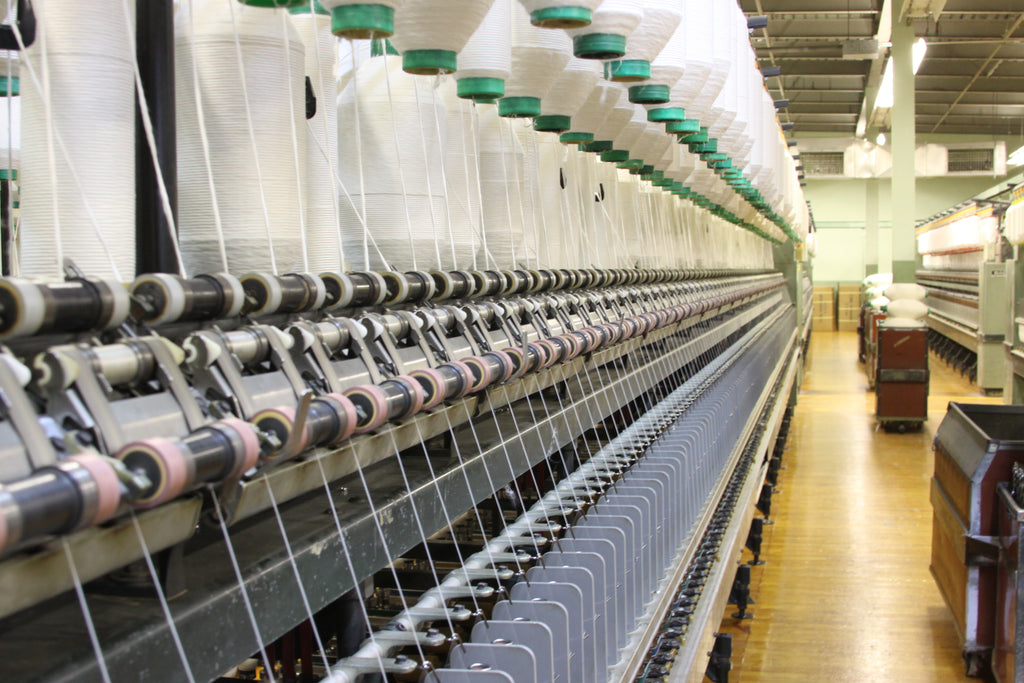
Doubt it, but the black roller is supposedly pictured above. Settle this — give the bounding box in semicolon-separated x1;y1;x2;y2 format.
430;270;475;301
0;277;130;339
131;273;245;325
241;272;326;316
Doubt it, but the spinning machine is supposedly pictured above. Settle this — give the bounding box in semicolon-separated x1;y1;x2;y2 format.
0;0;809;681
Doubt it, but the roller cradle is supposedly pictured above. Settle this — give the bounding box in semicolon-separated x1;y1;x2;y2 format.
253;393;358;461
116;418;260;508
0;452;123;553
130;273;245;325
0;277;130;340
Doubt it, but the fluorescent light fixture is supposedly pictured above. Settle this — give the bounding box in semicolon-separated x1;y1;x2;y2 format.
874;38;927;111
1009;144;1024;167
876;132;887;145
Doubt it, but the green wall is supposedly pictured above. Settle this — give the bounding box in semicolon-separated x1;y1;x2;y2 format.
806;174;1011;284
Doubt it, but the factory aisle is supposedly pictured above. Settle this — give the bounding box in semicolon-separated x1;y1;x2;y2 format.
720;330;1002;682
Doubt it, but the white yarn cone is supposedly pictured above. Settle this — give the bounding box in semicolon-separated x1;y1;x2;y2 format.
499;1;572;118
440;79;481;268
293;7;343;273
455;0;511;101
562;80;621;143
643;15;687;121
20;0;136;281
563;0;641;61
390;0;496;75
176;0;306;277
476;106;526;269
535;56;601;135
604;0;680;86
337;56;472;271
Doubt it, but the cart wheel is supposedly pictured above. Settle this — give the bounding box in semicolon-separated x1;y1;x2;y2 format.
964;651;985;678
897;423;907;434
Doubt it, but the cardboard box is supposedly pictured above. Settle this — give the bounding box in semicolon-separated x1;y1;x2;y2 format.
838;293;860;309
838;320;858;332
813;316;836;331
838;306;860;322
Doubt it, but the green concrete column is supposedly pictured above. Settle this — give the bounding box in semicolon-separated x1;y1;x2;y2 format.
865;178;879;277
890;0;917;283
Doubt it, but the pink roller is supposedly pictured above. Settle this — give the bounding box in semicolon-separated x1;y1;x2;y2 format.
408;368;448;410
118;437;189;509
446;359;475;399
390;375;426;419
343;384;390;434
321;393;359;444
462;356;494;393
68;452;122;526
216;417;262;476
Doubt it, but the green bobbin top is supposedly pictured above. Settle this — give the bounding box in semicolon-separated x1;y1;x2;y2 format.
0;76;18;97
666;118;699;134
573;33;627;60
600;149;630;163
403;49;457;76
531;6;592;28
535;115;572;133
605;59;651;83
457;77;505;101
581;140;613;153
560;131;594;144
648;106;685;123
331;4;395;39
499;96;542;118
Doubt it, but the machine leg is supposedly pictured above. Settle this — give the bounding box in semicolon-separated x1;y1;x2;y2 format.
705;632;733;683
746;517;765;565
757;483;774;524
729;564;754;619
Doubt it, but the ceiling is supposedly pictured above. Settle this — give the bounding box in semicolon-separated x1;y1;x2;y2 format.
739;0;1024;138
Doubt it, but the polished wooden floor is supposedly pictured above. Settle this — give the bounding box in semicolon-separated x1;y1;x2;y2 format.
716;330;1002;682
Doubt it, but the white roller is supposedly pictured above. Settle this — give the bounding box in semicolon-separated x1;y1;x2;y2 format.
293;6;342;273
455;0;511;101
390;0;496;75
500;1;572;117
19;0;136;281
176;0;306;277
